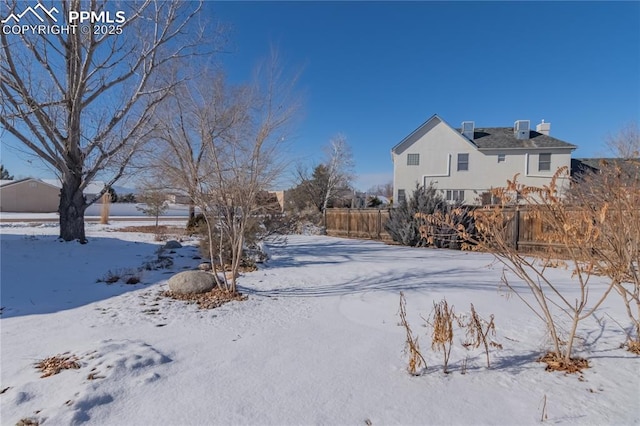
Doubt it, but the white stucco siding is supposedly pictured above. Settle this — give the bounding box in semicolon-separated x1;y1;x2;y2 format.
393;119;475;202
427;149;572;204
393;118;574;205
0;180;60;212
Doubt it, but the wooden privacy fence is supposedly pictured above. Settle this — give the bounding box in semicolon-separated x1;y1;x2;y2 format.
324;207;623;254
324;208;392;241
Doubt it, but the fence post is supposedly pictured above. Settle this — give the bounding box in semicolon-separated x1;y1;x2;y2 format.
347;208;351;238
377;209;382;239
514;207;520;251
323;208;327;232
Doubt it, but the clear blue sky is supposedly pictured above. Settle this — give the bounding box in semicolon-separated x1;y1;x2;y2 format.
2;1;639;191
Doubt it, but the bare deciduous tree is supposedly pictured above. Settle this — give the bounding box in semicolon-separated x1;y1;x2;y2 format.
0;0;209;242
146;71;244;220
368;181;393;200
423;169;617;370
200;53;299;294
149;51;300;294
295;134;354;212
569;126;640;352
136;187;169;229
606;122;640;159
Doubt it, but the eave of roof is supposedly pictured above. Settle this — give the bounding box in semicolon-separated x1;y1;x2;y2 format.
391;114;479;154
392;118;576;154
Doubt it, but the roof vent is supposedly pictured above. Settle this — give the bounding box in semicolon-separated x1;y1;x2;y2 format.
514;120;530;140
536;119;551;136
461;121;475;140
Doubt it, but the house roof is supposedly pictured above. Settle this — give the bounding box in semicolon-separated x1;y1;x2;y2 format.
0;177;60;190
472;128;576;150
571;157;640;176
0;179;18;187
0;178;106;195
392;115;577;153
41;179;105;194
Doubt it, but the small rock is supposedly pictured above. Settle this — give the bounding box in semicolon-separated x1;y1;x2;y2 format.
167;270;216;295
198;262;212;271
163;240;182;249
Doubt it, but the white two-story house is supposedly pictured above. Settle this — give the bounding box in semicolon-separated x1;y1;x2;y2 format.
391;114;577;205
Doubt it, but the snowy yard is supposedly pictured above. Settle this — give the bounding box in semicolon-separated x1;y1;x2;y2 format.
1;222;638;425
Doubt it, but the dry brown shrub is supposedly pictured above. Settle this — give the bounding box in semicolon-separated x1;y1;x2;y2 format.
398;292;427;375
161;288;247;310
460;304;499;368
627;340;640;355
537;352;589;373
428;299;455;374
16;418;39;426
423;168;620;365
97;268;141;285
35;354;81;378
100;193;110;225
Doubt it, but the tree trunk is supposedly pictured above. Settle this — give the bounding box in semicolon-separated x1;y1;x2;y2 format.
58;173;88;243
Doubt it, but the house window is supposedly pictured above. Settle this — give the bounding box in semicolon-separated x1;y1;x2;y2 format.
397;189;406;204
457;153;469;171
497;154;506;163
445;190;465;203
538;153;551;171
407;153;420;166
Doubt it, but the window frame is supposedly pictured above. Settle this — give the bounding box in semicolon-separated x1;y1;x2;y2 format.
538;153;551;171
445;189;465;203
397;189;406;204
406;153;420;166
457;153;469;171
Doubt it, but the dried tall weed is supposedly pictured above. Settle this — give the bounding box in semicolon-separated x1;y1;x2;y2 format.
100;192;110;225
460;304;500;368
398;292;427;375
422;168;617;367
428;299;455;374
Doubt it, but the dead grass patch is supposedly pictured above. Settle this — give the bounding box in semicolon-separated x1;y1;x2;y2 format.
161;288;248;310
114;225;187;241
537;352;589;373
626;340;640;355
35;354;81;378
16;418;39;426
96;268;142;285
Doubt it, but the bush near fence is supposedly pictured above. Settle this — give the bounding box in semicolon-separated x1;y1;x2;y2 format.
324;206;637;255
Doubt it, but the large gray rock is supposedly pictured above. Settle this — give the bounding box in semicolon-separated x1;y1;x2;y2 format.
167;271;216;294
164;240;183;249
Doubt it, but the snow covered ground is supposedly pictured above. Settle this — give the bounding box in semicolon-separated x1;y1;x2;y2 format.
1;222;638;425
0;203;193;221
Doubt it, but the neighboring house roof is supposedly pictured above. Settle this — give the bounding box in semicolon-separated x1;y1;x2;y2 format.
392;114;576;153
0;178;106;195
572;157;640;177
41;179;105;195
0;177;60;190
